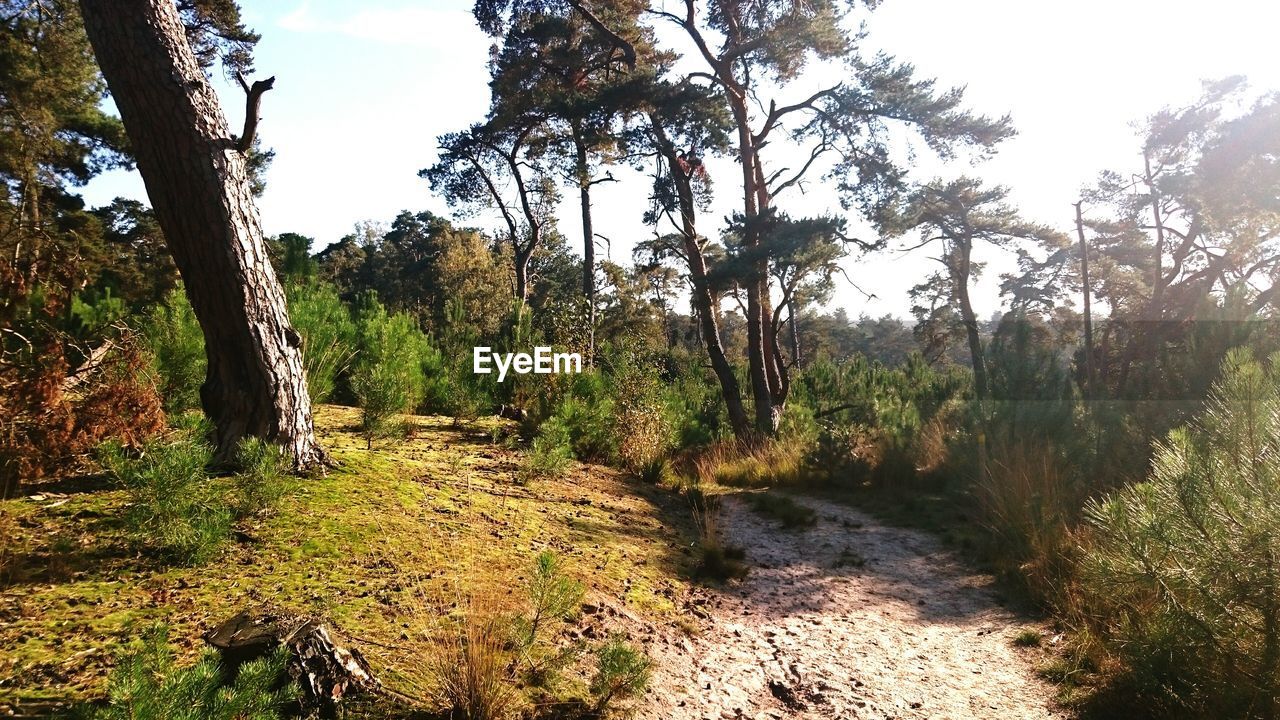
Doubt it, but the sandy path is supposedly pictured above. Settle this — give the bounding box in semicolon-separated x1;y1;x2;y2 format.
633;494;1062;720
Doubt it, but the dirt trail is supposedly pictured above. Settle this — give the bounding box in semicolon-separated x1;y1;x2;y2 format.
634;494;1062;720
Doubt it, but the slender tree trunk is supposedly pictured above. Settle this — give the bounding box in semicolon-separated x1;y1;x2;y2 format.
650;116;751;438
953;246;987;401
1075;201;1095;398
728;94;777;434
571;123;596;364
78;0;325;468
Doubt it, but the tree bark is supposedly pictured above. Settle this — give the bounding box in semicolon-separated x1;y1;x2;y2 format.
952;243;988;401
78;0;326;468
1075;201;1095;398
572;122;597;364
649;116;751;439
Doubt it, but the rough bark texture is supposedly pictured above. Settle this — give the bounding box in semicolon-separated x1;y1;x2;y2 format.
78;0;326;468
206;611;380;717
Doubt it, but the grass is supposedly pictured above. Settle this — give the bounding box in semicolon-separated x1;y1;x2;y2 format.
0;405;695;716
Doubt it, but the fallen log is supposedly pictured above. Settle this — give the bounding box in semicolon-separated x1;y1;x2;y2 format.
205;611;380;717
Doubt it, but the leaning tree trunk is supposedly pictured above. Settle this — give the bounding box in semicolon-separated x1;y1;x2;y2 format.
78;0;326;468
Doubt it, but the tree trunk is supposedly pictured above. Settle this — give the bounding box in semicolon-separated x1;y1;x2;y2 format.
953;245;987;401
572;123;596;364
78;0;326;468
728;94;777;434
1075;201;1095;398
649;115;751;439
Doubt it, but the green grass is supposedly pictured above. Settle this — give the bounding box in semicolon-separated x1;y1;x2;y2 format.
0;405;695;716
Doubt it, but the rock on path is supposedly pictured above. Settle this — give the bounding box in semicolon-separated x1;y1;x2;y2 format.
635;494;1062;720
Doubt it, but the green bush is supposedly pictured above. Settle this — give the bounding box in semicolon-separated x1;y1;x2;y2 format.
520;416;574;482
141;287;205;415
75;625;290;720
352;293;434;447
285;282;357;404
1082;348;1280;717
99;433;230;565
590;637;651;713
232;438;291;518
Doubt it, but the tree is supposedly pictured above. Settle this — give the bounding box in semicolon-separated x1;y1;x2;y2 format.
880;177;1063;401
77;0;325;468
653;0;1014;433
1080;78;1280;400
482;8;648;359
424;119;558;303
638;80;751;436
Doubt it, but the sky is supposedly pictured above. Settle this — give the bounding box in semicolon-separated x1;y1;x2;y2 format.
80;0;1280;319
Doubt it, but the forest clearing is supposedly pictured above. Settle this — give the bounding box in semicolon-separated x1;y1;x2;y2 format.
1;406;1056;719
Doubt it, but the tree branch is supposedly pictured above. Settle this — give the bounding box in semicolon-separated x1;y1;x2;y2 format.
235;71;274;153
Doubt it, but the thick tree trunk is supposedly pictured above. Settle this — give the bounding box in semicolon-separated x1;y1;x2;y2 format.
78;0;326;468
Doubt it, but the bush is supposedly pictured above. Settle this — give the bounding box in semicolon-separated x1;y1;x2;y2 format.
590;637;651;713
285;282;356;404
99;433;230;565
74;625;290;720
516;551;584;649
608;354;672;471
520;416;573;482
141;288;205;415
232;438;291;517
1082;348;1280;717
352;293;434;448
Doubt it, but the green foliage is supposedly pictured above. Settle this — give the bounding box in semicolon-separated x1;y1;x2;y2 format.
285;281;356;404
231;438;291;518
351;292;435;447
520;416;574;483
75;625;289;720
98;433;230;565
516;551;584;649
1081;348;1280;717
141;288;206;415
608;351;673;471
590;637;651;713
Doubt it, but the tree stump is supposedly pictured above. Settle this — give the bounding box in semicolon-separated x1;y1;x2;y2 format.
205;612;380;717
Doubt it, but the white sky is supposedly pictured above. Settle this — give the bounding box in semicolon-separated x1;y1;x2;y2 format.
81;0;1280;318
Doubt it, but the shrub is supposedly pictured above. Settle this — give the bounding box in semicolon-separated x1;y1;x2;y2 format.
608;355;672;471
590;637;651;713
516;551;584;650
1081;348;1280;717
232;437;291;517
141;287;205;415
520;417;573;483
352;293;434;448
99;433;230;565
285;282;356;404
75;625;289;720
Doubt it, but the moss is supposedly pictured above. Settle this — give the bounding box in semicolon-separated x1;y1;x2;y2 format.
0;405;696;714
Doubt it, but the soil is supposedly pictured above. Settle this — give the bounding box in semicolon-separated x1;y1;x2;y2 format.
631;494;1062;720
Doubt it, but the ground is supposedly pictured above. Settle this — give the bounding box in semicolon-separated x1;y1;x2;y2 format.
0;406;1061;718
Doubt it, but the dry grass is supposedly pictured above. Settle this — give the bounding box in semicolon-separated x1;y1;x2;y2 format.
686;438;808;489
416;585;525;720
977;440;1084;612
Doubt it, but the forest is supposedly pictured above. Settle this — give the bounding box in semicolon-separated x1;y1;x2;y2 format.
2;0;1280;718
